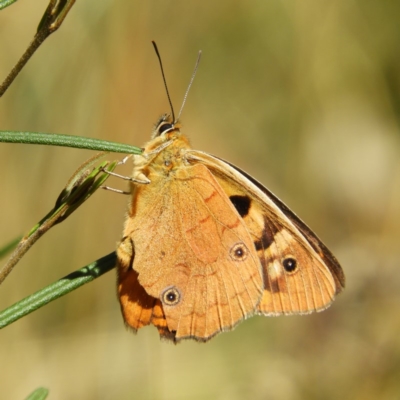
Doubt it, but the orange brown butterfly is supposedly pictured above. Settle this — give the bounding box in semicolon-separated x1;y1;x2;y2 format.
113;43;345;343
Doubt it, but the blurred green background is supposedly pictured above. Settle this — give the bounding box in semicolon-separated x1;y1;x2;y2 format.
1;0;400;399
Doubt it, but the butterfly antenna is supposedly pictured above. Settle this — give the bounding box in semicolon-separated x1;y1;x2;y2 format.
152;41;175;123
177;50;202;122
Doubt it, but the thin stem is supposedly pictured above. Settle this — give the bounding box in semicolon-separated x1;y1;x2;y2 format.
0;0;76;96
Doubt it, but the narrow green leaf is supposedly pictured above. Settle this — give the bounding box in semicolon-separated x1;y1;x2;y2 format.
0;0;18;11
0;252;116;329
25;387;49;400
0;131;142;154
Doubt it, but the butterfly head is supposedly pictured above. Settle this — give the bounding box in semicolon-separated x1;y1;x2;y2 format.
142;114;189;167
152;114;181;139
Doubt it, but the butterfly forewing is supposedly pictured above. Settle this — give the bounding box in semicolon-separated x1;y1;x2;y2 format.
118;140;264;342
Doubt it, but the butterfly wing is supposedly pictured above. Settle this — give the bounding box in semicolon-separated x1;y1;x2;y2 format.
117;162;264;342
117;239;176;341
185;150;345;315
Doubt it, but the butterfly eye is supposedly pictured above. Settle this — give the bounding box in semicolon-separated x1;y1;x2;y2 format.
157;123;174;136
282;256;297;272
230;242;249;261
152;114;176;138
161;286;181;306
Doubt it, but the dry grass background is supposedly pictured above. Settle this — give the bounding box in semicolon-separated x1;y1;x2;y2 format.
1;0;400;399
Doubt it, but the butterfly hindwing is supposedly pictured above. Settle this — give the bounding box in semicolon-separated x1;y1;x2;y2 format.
117;237;176;341
185;150;345;315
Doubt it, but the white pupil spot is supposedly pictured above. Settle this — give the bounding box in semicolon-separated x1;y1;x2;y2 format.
230;242;248;261
161;287;181;306
282;257;297;272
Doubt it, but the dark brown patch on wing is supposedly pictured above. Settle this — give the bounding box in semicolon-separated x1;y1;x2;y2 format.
117;264;177;342
264;274;281;293
254;216;280;252
229;195;251;217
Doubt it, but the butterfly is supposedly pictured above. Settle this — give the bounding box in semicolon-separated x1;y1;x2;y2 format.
115;45;345;343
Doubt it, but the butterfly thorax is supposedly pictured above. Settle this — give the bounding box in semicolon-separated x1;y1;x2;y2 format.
133;123;192;181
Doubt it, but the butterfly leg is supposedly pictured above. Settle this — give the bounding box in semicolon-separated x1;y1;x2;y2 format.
100;168;150;184
101;186;131;195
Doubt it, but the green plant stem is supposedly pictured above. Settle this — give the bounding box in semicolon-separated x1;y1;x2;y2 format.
0;237;22;259
0;0;76;96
